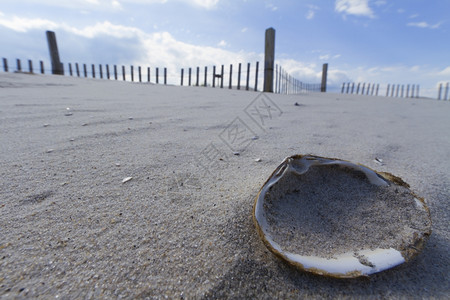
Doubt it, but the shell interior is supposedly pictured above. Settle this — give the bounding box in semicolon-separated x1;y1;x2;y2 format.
253;155;432;278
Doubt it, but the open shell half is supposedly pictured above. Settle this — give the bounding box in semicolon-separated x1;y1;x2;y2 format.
253;155;432;278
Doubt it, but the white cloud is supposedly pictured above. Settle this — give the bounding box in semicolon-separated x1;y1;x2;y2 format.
407;21;441;29
306;5;319;20
0;16;59;32
266;3;278;11
218;40;227;47
241;27;248;33
111;0;122;9
438;66;450;76
409;14;419;19
335;0;374;18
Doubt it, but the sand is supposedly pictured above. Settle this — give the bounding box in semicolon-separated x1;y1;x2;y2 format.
263;162;431;259
0;72;449;298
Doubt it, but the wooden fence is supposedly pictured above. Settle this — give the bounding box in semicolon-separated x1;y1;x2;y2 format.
341;82;421;98
1;57;321;94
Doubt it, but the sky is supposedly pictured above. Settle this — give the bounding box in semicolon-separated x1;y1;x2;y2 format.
0;0;449;97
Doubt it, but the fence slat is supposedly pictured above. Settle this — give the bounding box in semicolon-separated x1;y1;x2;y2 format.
229;64;233;89
28;59;33;73
16;59;21;72
181;68;184;86
255;61;259;91
2;58;8;72
92;64;95;78
84;64;87;77
106;64;110;79
99;64;103;79
138;66;141;82
196;67;199;86
122;65;126;81
204;66;207;87
246;62;250;91
40;61;44;74
237;63;241;90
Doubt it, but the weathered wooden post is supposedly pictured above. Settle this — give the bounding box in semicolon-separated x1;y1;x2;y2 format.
341;83;345;93
220;65;224;88
196;67;200;86
16;59;21;72
444;82;449;100
263;28;275;92
156;67;159;84
83;64;87;77
138;66;141;82
28;60;33;73
212;66;216;87
406;84;410;98
99;64;103;79
68;63;72;76
164;68;167;85
114;65;118;80
181;68;184;86
246;62;250;91
204;66;207;87
2;58;8;72
147;67;150;82
189;67;192;86
437;83;442;100
229;64;233;89
130;65;134;82
321;63;328;92
255;61;259;91
122;65;126;81
237;63;241;90
46;31;64;75
106;65;110;79
75;63;79;77
92;64;96;78
411;84;415;98
40;61;44;74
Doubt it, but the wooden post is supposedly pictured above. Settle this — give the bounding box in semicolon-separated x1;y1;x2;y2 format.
416;85;420;98
275;65;278;93
391;84;395;97
40;60;44;74
351;83;355;94
68;63;72;76
406;84;410;98
386;84;390;97
237;63;241;90
411;84;415;98
83;64;87;77
106;65;110;79
321;63;328;92
204;66;207;87
346;82;350;94
99;64;103;79
156;67;159;84
46;31;64;75
164;68;167;85
444;83;449;100
196;67;199;86
122;65;126;81
229;64;233;89
255;61;259;91
28;59;33;73
437;83;442;100
264;27;275;92
212;66;216;87
130;65;134;82
2;58;8;72
246;62;250;91
181;68;184;86
92;64;96;78
114;65;118;80
75;63;80;77
138;66;141;82
361;83;365;95
401;85;404;98
341;83;345;93
395;84;399;97
366;83;371;95
220;65;224;88
16;59;21;72
189;67;192;86
147;67;150;82
376;84;379;96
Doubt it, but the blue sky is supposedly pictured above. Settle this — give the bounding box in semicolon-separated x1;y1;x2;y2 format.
0;0;449;96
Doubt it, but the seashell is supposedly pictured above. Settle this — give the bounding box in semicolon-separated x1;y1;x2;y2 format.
122;177;133;183
253;154;432;278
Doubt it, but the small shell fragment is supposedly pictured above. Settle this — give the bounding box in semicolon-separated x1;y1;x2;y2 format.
255;158;262;162
253;154;431;278
122;177;133;183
